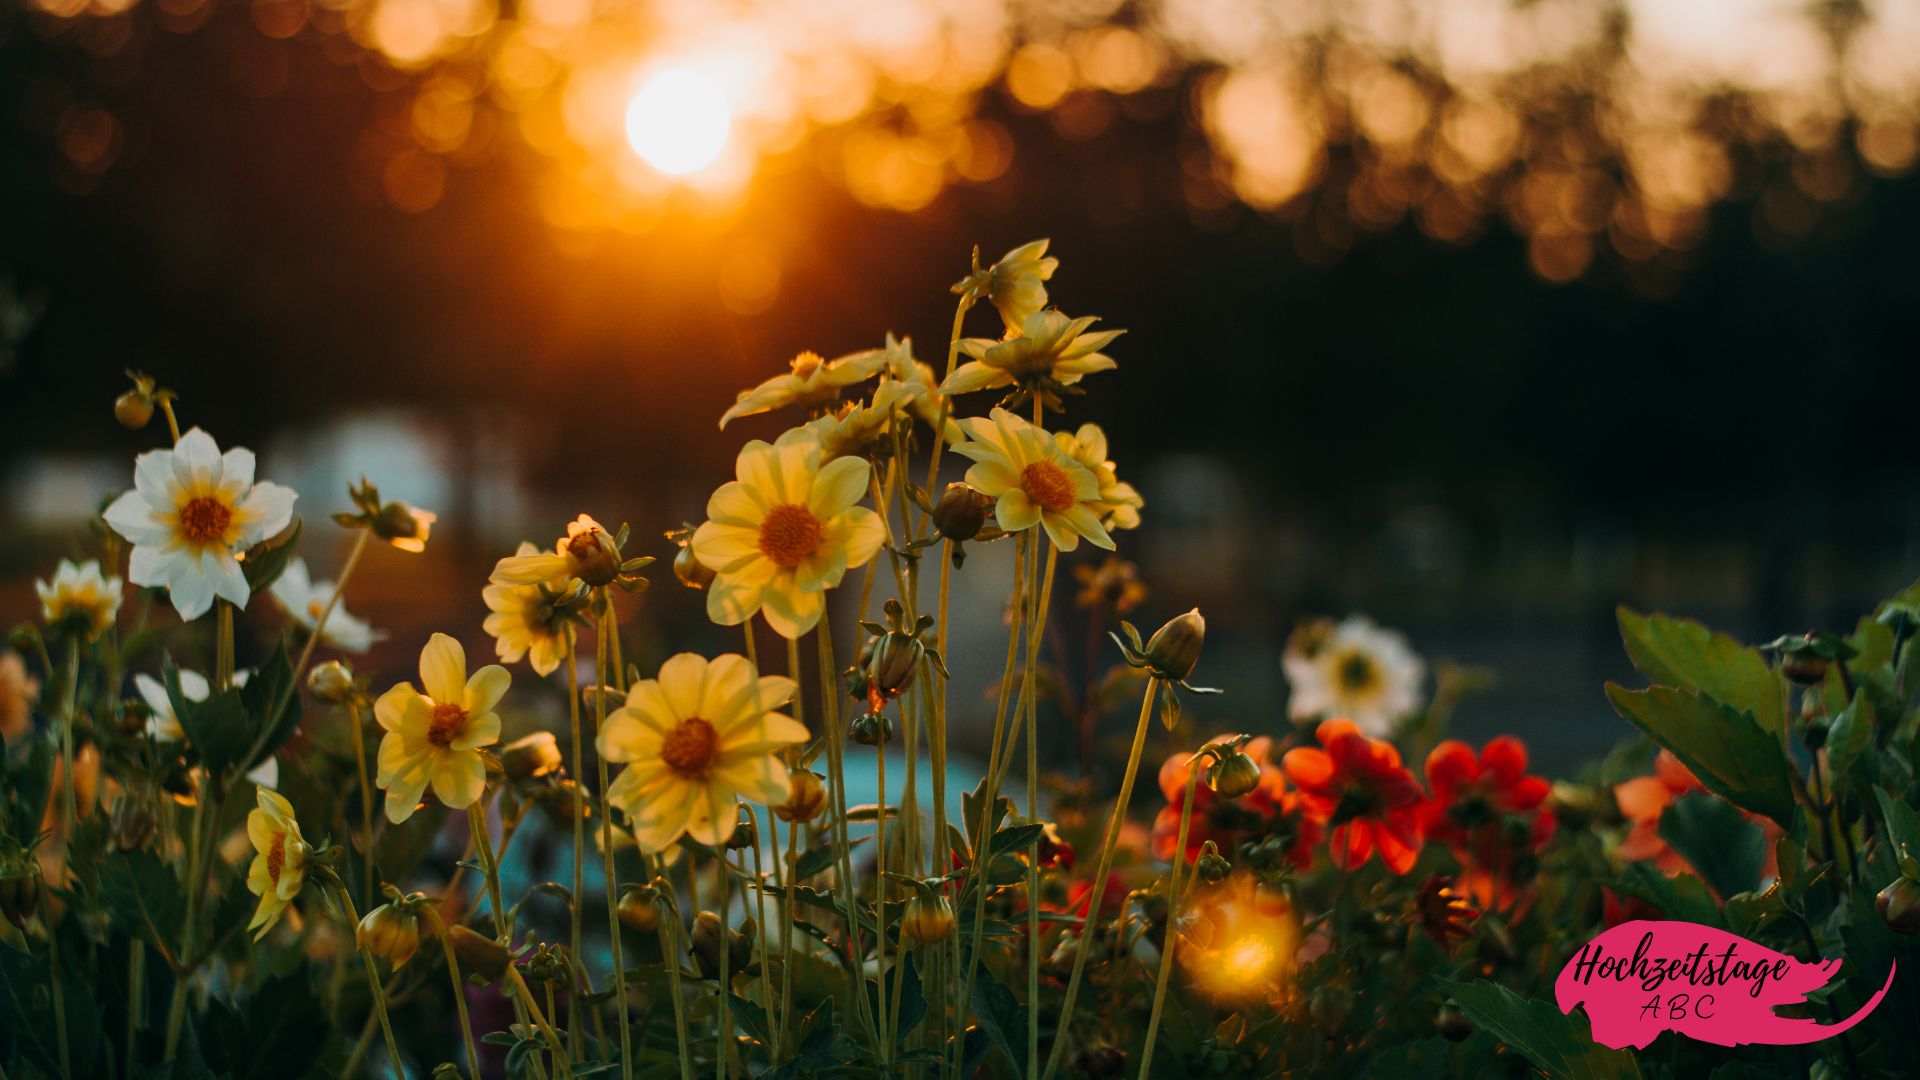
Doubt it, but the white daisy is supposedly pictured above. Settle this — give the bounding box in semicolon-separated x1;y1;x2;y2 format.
36;558;123;640
1282;615;1425;737
135;668;278;788
269;557;384;653
103;427;298;621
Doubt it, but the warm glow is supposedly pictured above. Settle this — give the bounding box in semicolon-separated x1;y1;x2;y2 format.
1179;875;1297;1001
625;67;732;175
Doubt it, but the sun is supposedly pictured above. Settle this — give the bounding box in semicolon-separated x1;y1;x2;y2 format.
625;67;732;176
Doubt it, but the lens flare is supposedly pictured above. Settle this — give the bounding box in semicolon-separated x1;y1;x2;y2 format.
625;67;731;175
1179;874;1297;1001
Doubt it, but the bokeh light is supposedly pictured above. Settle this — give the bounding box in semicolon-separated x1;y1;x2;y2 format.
625;67;733;176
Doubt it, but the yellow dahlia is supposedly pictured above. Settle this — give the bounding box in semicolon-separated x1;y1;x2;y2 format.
483;542;579;676
690;429;886;639
102;427;298;621
952;408;1115;552
245;788;310;939
1055;423;1144;530
719;346;891;429
36;558;123;640
941;310;1122;398
490;514;618;587
373;633;509;823
952;239;1059;330
598;652;807;850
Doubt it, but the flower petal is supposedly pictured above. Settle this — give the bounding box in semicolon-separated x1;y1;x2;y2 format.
419;633;468;703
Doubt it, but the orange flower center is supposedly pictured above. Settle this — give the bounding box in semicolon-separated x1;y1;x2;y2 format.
758;504;824;568
266;833;286;884
566;530;599;558
1020;461;1077;514
790;350;823;379
427;701;468;748
178;497;233;544
660;717;719;776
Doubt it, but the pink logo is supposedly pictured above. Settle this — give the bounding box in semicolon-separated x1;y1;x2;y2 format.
1555;920;1894;1049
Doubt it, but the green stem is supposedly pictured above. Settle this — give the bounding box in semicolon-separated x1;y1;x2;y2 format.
746;808;777;1062
563;628;589;1058
125;942;143;1080
48;917;71;1080
468;802;507;938
814;612;881;1051
709;792;732;1080
655;852;696;1080
347;699;376;906
507;964;573;1075
1139;758;1202;1079
595;598;636;1079
423;907;480;1080
1023;540;1056;1080
1041;678;1161;1080
333;882;406;1080
271;528;371;730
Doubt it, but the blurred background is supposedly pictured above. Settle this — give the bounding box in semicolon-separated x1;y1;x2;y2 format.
4;0;1920;777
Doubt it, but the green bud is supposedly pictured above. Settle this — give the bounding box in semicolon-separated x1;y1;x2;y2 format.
1145;609;1206;682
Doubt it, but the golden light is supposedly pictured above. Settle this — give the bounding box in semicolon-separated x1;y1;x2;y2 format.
1179;875;1297;1002
624;67;732;175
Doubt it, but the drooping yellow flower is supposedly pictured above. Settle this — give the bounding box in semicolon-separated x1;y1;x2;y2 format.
941;310;1123;399
952;408;1115;552
483;542;580;676
1054;423;1144;530
36;558;123;640
718;346;892;429
245;788;310;940
690;428;886;639
374;633;509;822
598;652;807;849
952;239;1060;330
490;514;619;587
102;427;297;621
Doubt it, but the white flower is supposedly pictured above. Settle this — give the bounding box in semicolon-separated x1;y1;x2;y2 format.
1282;615;1425;737
36;558;123;640
103;428;298;621
135;668;278;788
270;558;384;653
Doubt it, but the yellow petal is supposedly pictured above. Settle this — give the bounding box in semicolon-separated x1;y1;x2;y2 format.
419;633;467;703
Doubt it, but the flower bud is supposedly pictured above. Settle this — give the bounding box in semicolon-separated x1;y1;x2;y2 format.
526;944;569;985
618;885;663;933
932;484;991;542
1437;1005;1472;1042
673;544;715;590
866;633;922;700
1194;841;1232;885
690;910;739;980
1206;751;1262;799
447;925;510;980
850;712;892;746
1877;877;1920;934
433;1064;464;1080
1783;653;1829;685
726;814;758;850
565;525;622;587
772;770;827;824
307;660;356;704
0;863;41;931
899;893;956;945
111;795;157;852
357;903;425;968
501;732;563;784
114;390;154;430
373;502;427;544
1145;609;1206;682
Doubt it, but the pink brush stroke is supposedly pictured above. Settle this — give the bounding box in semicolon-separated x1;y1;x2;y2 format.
1555;919;1894;1050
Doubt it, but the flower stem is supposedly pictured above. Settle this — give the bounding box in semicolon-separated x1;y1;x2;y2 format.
654;852;696;1080
562;627;590;1056
274;527;371;727
914;292;974;537
1139;758;1202;1079
814;610;881;1051
423;907;480;1080
875;732;892;1063
333;881;406;1080
595;597;636;1079
507;963;573;1075
346;698;376;905
708;792;731;1080
467;802;507;938
930;541;954;1055
1022;540;1056;1080
47;914;70;1080
1041;677;1161;1080
745;807;777;1061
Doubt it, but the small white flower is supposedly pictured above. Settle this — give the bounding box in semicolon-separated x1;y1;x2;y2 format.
1282;615;1425;737
270;558;384;653
36;558;123;640
135;668;277;788
103;427;298;622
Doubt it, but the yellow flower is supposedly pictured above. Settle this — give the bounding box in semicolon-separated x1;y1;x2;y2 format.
102;427;297;621
373;633;509;822
941;310;1122;398
490;514;617;587
1054;423;1143;530
952;239;1059;330
719;346;893;429
483;542;579;676
952;408;1115;552
690;428;886;639
36;558;123;640
598;652;807;849
245;788;310;940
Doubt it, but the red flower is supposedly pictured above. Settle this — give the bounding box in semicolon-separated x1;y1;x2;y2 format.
1150;737;1316;870
1421;736;1555;859
1282;718;1425;874
1058;871;1129;930
1413;873;1478;948
1601;887;1662;928
1613;749;1779;886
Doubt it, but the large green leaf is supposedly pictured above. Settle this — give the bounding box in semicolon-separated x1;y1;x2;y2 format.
1604;684;1796;826
968;964;1026;1071
162;654;253;776
1616;607;1785;734
98;849;187;950
1437;977;1641;1080
1658;793;1765;898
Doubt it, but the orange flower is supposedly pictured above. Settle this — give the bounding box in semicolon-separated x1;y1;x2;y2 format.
1613;749;1778;883
1150;738;1319;872
1282;719;1424;874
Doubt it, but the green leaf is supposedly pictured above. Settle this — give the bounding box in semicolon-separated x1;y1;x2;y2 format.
794;836;867;881
1657;793;1765;898
98;849;187;950
967;964;1026;1071
1611;862;1723;928
1604;684;1796;825
1873;787;1920;866
1825;691;1875;783
239;640;301;771
988;822;1044;855
198;973;327;1080
0;941;106;1078
1617;607;1785;734
241;516;302;593
728;993;773;1047
1437;977;1641;1080
163;653;253;776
